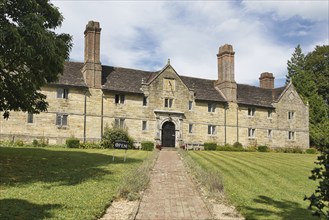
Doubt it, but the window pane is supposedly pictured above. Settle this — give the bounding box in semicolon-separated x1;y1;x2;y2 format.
189;101;192;110
115;118;119;127
62;115;68;125
56;114;61;125
63;89;68;99
143;96;148;106
169;99;173;108
142;121;147;130
120;95;125;104
208;103;212;112
57;88;63;98
27;113;33;124
115;95;119;104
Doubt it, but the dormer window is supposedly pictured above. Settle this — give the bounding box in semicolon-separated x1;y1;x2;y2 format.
57;88;68;99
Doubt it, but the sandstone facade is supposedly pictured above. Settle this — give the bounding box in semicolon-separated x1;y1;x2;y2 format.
0;21;309;148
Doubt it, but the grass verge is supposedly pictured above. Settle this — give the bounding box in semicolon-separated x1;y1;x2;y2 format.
116;150;158;201
187;151;319;220
179;149;225;202
0;146;152;219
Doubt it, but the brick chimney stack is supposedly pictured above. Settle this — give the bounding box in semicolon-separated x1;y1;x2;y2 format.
82;21;102;88
215;44;237;102
259;72;275;89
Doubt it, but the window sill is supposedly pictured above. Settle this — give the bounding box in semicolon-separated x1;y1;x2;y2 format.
57;125;69;129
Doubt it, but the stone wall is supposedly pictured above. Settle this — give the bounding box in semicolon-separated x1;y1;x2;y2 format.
0;71;309;148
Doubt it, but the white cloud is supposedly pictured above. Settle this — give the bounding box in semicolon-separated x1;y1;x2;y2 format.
242;0;329;21
51;1;327;87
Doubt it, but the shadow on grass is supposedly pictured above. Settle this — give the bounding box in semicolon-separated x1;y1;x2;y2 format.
0;199;62;219
244;195;316;220
0;147;143;186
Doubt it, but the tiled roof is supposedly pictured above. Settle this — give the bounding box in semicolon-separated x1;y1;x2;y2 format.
237;84;286;108
56;61;287;106
180;76;226;102
102;66;157;94
51;62;87;87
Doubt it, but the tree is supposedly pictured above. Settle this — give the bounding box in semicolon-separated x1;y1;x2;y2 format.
287;45;328;146
305;45;329;116
286;44;305;84
305;139;329;218
288;45;329;218
0;0;72;118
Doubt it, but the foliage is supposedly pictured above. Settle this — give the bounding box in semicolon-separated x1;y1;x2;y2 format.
272;147;303;154
180;150;224;202
65;137;80;148
0;0;72;119
32;139;39;147
305;148;318;154
14;140;24;146
216;145;245;152
286;45;329;146
305;141;329;218
101;125;134;149
257;145;269;152
189;151;318;219
204;142;217;151
233;142;242;148
117;150;158;200
141;141;154;151
79;142;103;149
0;146;150;219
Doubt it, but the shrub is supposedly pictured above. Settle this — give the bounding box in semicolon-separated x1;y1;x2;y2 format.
141;141;154;151
15;140;24;146
39;137;48;147
66;137;80;148
273;147;304;154
79;142;103;149
217;145;245;152
204;142;217;151
305;148;318;154
233;142;242;148
32;139;39;147
101;126;134;149
257;145;269;152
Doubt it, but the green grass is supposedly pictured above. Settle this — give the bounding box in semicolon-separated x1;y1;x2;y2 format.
0;146;151;219
188;151;319;220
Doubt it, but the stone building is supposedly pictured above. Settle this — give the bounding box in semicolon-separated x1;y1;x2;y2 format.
0;21;309;148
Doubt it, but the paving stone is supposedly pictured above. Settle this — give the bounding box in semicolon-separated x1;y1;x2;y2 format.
135;150;212;220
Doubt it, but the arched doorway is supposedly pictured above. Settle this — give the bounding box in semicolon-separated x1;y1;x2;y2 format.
161;121;175;147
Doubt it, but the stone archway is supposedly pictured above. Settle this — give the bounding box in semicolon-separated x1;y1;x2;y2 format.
161;121;175;147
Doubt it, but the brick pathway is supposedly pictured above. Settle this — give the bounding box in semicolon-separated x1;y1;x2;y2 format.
135;150;212;220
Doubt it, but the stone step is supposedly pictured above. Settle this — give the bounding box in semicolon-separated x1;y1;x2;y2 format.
161;147;177;151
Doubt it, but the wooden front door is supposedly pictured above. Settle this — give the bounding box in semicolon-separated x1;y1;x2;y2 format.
161;121;175;147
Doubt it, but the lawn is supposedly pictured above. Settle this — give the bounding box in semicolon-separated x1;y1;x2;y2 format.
188;151;319;220
0;146;151;219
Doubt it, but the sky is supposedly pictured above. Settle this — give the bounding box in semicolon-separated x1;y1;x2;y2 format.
51;0;329;87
